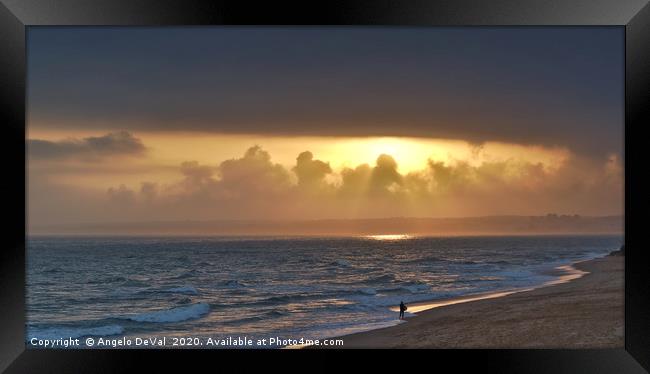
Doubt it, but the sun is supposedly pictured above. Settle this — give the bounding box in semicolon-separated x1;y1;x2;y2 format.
327;137;459;173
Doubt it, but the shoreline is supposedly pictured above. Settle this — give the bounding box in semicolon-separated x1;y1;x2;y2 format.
316;254;623;348
384;260;589;315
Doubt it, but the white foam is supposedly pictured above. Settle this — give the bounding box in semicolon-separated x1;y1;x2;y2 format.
124;303;210;323
404;284;430;293
28;325;124;340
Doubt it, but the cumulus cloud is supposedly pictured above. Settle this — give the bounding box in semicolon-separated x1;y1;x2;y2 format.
427;159;548;193
176;161;218;193
28;131;146;161
338;154;404;198
139;182;159;202
107;184;136;205
293;151;332;189
92;145;622;222
216;146;292;199
108;146;294;218
370;154;402;193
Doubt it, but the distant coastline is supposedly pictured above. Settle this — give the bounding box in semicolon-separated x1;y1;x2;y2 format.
29;214;623;236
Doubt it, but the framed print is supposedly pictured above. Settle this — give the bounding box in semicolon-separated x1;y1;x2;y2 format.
1;0;649;372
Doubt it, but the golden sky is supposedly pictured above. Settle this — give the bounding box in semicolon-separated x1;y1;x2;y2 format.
27;129;623;227
26;27;624;228
28;129;571;190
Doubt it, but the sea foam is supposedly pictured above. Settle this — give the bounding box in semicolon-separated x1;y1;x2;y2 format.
123;303;210;323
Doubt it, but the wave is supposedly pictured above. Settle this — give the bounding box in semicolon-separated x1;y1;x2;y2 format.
175;255;190;263
221;310;288;325
359;288;377;295
244;293;318;306
170;270;199;280
218;279;248;288
349;290;473;309
127;285;199;297
241;283;432;308
27;324;123;340
364;274;395;284
328;259;352;268
403;284;431;293
487;260;512;265
242;289;366;307
42;267;62;274
121;303;210;323
87;276;127;284
458;260;480;265
368;282;431;295
404;256;443;264
160;286;199;295
121;278;150;287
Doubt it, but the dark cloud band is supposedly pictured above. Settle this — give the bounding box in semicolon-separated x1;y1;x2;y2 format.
27;27;624;158
28;131;146;160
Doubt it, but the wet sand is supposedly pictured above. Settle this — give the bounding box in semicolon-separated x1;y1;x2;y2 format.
329;255;623;348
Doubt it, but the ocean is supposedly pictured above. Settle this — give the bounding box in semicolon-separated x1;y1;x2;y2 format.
26;234;622;348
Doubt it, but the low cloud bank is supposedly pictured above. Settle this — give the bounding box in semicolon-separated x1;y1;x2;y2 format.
93;146;623;222
28;131;146;161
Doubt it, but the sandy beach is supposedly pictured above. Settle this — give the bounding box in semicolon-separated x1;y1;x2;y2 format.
329;254;623;349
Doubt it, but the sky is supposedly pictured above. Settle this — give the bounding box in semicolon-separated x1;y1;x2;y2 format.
27;27;624;228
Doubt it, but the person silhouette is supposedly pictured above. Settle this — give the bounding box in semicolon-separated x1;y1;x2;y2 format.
399;301;407;319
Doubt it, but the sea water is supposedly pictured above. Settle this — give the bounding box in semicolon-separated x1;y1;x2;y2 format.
26;235;622;347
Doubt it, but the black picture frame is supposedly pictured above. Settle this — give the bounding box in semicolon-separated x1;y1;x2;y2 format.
1;0;649;372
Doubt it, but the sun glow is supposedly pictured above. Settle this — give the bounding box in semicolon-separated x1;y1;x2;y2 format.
327;137;468;173
27;129;571;192
365;234;412;241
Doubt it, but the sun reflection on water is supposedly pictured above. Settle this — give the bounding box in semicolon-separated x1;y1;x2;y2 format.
365;234;412;241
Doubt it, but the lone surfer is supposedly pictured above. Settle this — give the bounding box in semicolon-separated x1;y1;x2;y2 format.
399;301;407;319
